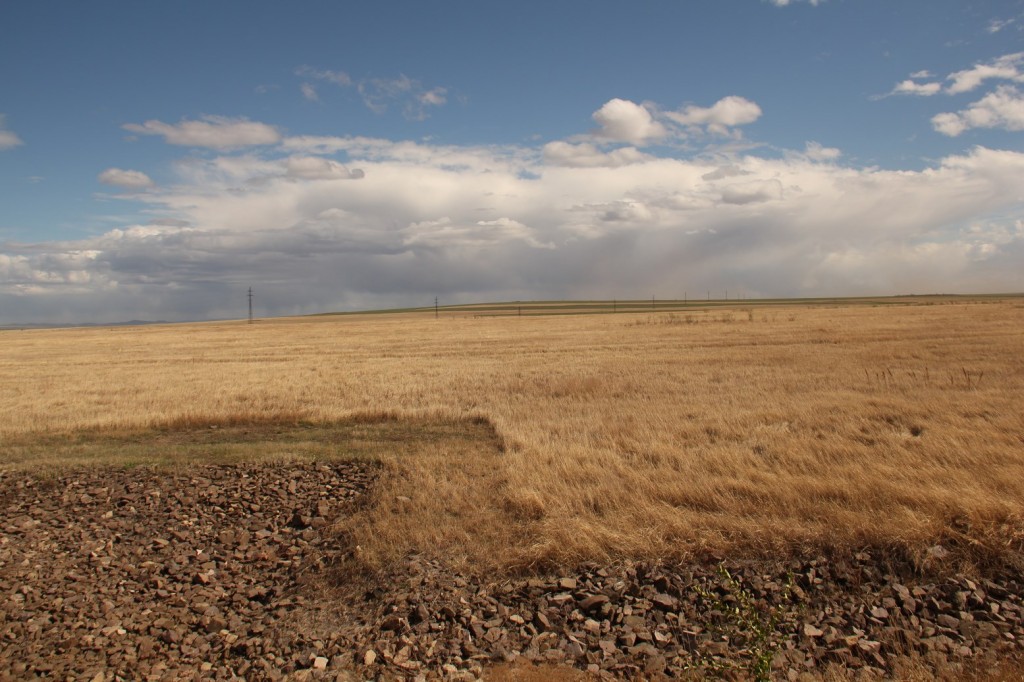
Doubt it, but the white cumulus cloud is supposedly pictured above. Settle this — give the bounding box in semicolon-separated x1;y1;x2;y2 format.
123;116;281;149
358;74;448;120
294;67;446;120
300;83;319;102
0;114;23;150
803;141;842;161
419;88;447;107
890;79;942;97
664;96;762;135
987;17;1017;33
932;85;1024;136
886;53;1024;137
295;66;352;87
295;66;353;104
592;99;667;145
946;53;1024;95
97;168;154;189
887;53;1024;99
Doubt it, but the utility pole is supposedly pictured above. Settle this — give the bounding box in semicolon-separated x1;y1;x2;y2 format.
248;287;253;324
434;296;438;319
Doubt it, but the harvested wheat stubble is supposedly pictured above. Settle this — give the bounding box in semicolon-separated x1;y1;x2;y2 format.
4;301;1023;574
0;462;374;680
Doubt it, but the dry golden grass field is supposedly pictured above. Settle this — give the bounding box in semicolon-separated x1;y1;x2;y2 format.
2;296;1023;576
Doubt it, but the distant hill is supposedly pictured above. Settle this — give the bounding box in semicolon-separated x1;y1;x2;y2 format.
0;319;170;330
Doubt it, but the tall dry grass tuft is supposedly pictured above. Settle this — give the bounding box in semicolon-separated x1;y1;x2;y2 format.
1;299;1023;573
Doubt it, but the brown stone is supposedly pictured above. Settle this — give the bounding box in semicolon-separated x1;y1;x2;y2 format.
804;623;824;638
579;594;610;612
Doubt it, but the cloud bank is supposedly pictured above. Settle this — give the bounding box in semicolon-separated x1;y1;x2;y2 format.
2;97;1023;324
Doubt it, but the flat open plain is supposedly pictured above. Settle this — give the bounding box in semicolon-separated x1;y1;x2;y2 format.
2;297;1023;679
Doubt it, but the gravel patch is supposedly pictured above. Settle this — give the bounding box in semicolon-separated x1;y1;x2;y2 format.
1;463;372;680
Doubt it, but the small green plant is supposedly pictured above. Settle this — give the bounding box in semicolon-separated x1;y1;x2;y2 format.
692;565;794;682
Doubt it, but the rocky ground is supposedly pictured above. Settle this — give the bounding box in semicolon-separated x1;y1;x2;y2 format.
351;552;1024;681
2;462;1023;681
0;462;373;681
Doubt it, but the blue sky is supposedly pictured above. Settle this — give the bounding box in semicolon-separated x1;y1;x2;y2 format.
2;0;1024;323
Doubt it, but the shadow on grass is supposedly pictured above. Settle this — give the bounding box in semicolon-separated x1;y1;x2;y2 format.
0;412;502;472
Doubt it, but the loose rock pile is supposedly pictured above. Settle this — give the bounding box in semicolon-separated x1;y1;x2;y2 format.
2;463;1023;680
0;463;373;680
341;552;1024;680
